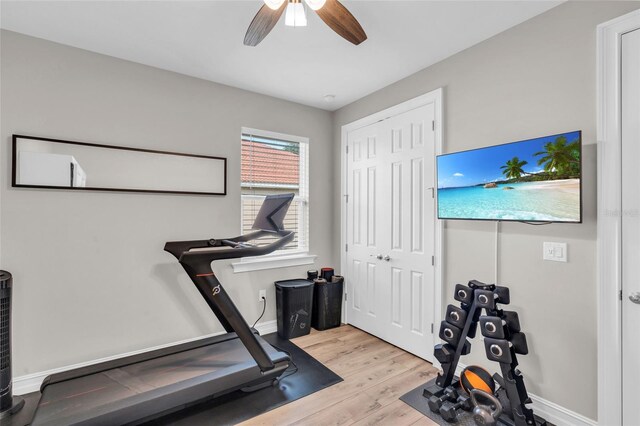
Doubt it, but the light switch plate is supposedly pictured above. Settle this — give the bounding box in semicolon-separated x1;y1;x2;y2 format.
543;242;567;262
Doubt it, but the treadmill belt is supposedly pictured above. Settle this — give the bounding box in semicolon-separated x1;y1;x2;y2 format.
150;333;343;425
32;335;288;425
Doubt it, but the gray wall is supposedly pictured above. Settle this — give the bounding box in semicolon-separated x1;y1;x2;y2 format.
0;30;334;376
333;1;640;420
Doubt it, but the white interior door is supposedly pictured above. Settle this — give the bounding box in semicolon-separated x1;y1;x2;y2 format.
621;27;640;425
345;104;436;361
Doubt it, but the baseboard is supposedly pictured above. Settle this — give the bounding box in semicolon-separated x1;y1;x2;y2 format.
13;320;278;396
254;319;278;336
453;363;596;426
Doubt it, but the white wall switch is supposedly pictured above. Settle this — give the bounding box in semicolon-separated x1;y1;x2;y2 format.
543;242;567;262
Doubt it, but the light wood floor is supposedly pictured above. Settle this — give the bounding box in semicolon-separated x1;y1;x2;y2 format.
242;325;439;426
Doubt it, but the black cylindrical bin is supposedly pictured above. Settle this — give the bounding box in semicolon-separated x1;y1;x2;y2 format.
275;279;314;339
312;276;344;331
0;271;24;419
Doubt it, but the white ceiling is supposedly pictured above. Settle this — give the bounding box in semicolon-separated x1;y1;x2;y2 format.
0;0;561;110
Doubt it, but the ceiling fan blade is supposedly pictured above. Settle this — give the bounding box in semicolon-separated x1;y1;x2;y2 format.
315;0;367;45
244;2;287;47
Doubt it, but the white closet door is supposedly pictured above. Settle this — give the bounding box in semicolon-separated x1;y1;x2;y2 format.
345;104;436;361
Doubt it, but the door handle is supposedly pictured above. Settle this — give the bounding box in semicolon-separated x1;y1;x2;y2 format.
630;292;640;304
383;255;391;262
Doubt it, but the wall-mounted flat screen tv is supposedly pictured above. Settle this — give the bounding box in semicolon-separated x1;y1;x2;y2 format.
437;130;582;223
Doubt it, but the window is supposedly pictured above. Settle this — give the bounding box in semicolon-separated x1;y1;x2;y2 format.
240;128;309;256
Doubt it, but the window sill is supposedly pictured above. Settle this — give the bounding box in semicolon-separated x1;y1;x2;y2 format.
231;253;317;273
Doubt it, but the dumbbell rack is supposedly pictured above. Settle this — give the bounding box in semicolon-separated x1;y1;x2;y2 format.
422;280;549;426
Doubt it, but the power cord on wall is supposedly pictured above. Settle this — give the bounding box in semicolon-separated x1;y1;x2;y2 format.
252;296;267;329
251;296;299;380
495;220;552;284
495;221;500;285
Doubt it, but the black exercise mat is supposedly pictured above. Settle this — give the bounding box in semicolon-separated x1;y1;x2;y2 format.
149;332;342;425
400;377;554;426
400;377;477;426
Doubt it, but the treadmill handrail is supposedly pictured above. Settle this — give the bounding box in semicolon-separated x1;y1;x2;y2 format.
164;230;294;263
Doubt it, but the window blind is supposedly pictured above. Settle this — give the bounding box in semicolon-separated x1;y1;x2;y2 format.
241;133;309;253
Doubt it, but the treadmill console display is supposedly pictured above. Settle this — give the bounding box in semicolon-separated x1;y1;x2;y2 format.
251;193;294;232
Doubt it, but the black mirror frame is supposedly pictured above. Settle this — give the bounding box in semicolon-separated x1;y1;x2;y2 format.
12;134;227;196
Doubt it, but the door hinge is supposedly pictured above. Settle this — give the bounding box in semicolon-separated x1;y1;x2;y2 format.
620;290;623;301
432;120;435;131
431;256;435;266
344;194;349;203
345;244;348;252
431;323;434;334
345;293;348;301
346;145;349;154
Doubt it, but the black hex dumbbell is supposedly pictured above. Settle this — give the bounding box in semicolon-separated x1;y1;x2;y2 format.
502;310;521;332
479;316;506;339
440;393;473;422
428;386;458;413
484;337;513;363
434;343;456;364
510;332;529;355
445;305;467;328
475;286;510;310
480;312;522;339
439;321;462;347
468;279;494;291
454;284;474;305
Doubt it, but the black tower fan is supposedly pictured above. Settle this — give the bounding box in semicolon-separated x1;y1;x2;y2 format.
0;271;24;419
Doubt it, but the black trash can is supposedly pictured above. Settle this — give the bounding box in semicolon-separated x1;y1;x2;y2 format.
312;276;344;331
275;279;314;339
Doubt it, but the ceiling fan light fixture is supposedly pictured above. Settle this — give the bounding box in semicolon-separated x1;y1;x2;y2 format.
263;0;285;10
304;0;326;11
285;2;307;27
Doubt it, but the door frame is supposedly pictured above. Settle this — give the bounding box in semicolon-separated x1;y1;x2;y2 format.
340;88;444;353
597;9;640;426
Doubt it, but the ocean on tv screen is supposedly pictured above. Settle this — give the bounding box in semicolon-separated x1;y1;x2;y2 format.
437;131;581;222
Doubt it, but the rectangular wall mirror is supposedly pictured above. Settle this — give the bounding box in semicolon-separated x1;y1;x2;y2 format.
12;135;227;195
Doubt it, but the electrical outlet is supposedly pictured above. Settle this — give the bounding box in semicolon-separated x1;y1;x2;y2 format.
258;289;266;302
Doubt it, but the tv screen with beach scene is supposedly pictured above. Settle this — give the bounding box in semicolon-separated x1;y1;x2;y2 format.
437;131;582;223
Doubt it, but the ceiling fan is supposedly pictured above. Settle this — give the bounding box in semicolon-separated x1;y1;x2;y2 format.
244;0;367;47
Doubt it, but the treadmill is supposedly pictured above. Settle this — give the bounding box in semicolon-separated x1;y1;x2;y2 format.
30;194;297;425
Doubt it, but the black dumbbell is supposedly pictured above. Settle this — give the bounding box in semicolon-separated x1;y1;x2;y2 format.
468;279;494;291
502;310;521;332
494;286;510;304
480;312;521;338
454;284;474;305
445;305;467;328
439;321;462;347
510;332;529;355
475;286;510;310
480;316;506;338
434;343;456;364
428;386;458;413
475;289;495;309
440;393;473;422
484;337;513;363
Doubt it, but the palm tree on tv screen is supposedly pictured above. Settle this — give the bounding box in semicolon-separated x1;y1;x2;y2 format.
500;157;528;180
534;135;580;177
